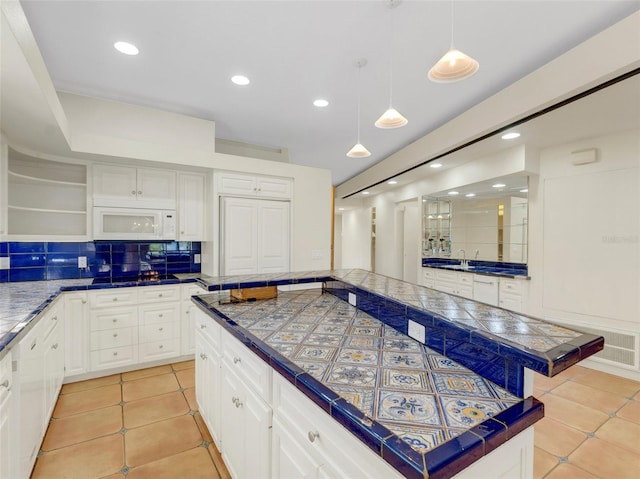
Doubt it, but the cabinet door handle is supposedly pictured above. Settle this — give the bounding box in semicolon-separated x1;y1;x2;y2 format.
112;319;118;323
233;357;241;364
308;431;320;443
158;294;163;298
158;313;163;318
159;345;164;349
181;231;185;234
52;316;58;321
138;190;142;195
131;190;136;195
51;343;59;349
159;327;164;332
113;352;118;357
232;397;243;408
113;333;118;338
82;300;87;304
0;380;9;388
200;324;206;329
112;298;118;302
200;353;207;360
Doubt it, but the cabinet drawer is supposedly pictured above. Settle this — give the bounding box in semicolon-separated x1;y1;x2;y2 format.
139;339;180;362
90;327;138;350
422;267;436;280
89;288;138;308
194;309;221;349
138;285;180;303
500;278;524;295
458;273;473;285
91;345;138;370
139;322;180;343
182;283;205;300
90;307;138;331
40;301;63;341
223;331;271;403
435;269;458;283
139;304;180;325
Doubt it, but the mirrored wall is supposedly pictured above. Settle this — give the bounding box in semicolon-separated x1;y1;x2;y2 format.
422;177;528;263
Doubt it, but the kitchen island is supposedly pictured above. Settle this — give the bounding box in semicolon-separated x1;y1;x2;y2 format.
192;269;604;479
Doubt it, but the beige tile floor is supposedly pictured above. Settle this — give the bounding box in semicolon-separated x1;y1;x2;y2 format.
31;360;231;479
31;362;639;478
533;365;640;479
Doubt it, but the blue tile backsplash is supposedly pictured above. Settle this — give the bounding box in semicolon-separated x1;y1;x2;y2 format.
0;241;201;282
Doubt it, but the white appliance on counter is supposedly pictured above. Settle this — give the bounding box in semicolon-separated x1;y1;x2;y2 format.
93;207;176;240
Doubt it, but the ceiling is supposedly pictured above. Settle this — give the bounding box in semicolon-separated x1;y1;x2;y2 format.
14;1;640;185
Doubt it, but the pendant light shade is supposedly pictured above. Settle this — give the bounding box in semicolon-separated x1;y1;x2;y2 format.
375;108;408;129
375;0;407;129
428;49;479;82
347;59;370;158
346;143;371;158
428;1;479;83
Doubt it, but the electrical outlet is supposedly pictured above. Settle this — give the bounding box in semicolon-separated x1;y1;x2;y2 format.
408;320;426;344
194;254;201;264
78;256;87;268
0;257;9;270
348;292;356;306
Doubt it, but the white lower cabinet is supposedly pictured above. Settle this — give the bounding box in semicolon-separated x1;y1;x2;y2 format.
0;351;16;479
16;299;65;479
63;292;89;377
221;361;272;479
499;278;528;313
182;283;206;355
195;328;221;445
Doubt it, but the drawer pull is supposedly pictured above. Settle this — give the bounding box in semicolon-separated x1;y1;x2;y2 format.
52;316;58;321
158;314;163;318
232;397;243;408
308;431;320;443
113;333;118;338
200;324;206;329
113;352;118;357
159;345;164;349
158;294;163;298
159;327;164;332
112;298;118;302
233;357;241;364
138;190;143;195
200;353;207;360
0;380;9;388
82;300;87;304
112;319;118;323
131;190;136;195
51;343;59;350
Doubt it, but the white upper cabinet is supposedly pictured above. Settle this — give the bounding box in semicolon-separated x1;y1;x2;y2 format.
217;171;292;199
178;172;205;241
93;164;176;209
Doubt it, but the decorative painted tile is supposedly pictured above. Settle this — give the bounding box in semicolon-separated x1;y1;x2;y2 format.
439;397;503;428
427;354;469;372
349;326;382;336
479;320;534;335
330;385;376;416
295;360;330;380
377;390;441;425
431;372;493;398
382;352;427;369
293;346;336;361
250;319;284;330
268;331;307;344
305;334;343;347
282;321;315;332
325;364;377;387
313;323;348;335
381;369;430;391
388;424;448;453
383;338;423;353
268;343;296;357
335;348;379;366
343;335;381;349
502;334;560;351
530;323;582;338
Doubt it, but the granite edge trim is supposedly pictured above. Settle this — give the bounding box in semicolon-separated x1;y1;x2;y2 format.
190;293;544;479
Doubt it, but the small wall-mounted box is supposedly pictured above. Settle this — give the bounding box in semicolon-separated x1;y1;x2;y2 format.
570;148;598;165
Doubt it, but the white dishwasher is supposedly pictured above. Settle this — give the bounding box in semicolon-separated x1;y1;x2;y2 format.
472;275;499;306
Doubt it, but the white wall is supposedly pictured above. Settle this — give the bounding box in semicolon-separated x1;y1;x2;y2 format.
334;214;342;269
340;208;371;270
528;129;639;336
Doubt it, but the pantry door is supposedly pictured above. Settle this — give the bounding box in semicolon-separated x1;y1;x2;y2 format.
221;197;290;276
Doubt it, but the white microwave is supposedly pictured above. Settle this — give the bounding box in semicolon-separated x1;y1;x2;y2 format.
93;207;177;240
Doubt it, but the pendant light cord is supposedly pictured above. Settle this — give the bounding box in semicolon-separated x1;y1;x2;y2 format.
389;6;395;108
357;65;362;143
450;0;455;49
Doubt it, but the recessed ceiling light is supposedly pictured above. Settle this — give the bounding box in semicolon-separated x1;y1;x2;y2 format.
501;132;520;140
387;180;397;185
231;75;250;86
313;99;329;107
465;193;476;197
448;191;459;195
114;41;139;55
520;189;528;193
492;183;506;188
362;191;370;195
430;163;443;168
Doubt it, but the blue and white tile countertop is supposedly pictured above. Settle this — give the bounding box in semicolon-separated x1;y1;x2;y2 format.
193;288;543;479
422;258;529;278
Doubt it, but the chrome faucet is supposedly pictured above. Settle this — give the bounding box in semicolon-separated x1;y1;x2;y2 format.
475;249;480;260
458;249;467;268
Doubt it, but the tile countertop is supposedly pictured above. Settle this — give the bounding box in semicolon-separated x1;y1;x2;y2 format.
0;274;205;356
422;258;530;278
193;288;544;479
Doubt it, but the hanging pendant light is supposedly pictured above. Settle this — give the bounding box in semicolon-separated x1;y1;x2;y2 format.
428;1;479;83
347;59;371;158
376;0;407;129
